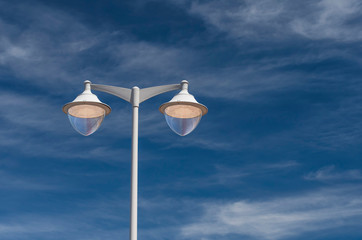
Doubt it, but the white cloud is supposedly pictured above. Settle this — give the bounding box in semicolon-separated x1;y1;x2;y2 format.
0;8;106;90
0;221;60;234
189;0;286;39
0;2;197;93
0;90;134;162
305;165;362;181
187;0;362;41
0;92;63;133
182;186;362;239
0;195;129;240
295;96;362;149
142;161;299;193
291;0;362;41
0;170;58;191
0;0;360;155
113;41;193;77
0;0;307;103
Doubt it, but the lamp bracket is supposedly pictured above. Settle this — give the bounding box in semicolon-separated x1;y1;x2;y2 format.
91;84;132;103
139;84;181;103
90;83;183;105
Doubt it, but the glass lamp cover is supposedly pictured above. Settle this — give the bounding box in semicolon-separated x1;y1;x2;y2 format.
164;104;202;136
67;104;105;136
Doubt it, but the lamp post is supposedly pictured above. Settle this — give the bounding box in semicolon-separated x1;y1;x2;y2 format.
62;80;207;240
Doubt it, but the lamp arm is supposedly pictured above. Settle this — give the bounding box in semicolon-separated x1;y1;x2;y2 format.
91;82;184;104
139;84;181;103
91;84;132;103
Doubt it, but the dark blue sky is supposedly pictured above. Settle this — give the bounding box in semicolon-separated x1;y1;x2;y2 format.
0;0;361;239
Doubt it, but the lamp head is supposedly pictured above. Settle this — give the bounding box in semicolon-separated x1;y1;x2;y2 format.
159;80;207;136
62;80;111;136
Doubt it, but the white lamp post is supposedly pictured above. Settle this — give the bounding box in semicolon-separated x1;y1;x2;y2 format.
62;80;207;240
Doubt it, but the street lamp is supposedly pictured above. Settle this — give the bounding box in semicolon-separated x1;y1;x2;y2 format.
62;80;207;240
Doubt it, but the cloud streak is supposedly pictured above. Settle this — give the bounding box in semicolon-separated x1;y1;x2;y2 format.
182;186;362;239
305;165;362;181
187;0;362;41
0;195;128;240
291;0;362;41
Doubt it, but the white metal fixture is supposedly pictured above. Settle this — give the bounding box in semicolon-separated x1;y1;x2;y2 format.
62;80;207;240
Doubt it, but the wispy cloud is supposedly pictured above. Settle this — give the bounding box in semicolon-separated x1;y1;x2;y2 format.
182;185;362;239
189;0;286;39
0;0;331;103
2;0;360;156
0;170;58;191
291;0;362;41
204;160;299;187
0;195;129;240
305;165;362;181
293;96;362;149
142;160;299;193
187;0;362;41
0;2;105;89
0;1;197;93
0;90;132;162
0;221;61;235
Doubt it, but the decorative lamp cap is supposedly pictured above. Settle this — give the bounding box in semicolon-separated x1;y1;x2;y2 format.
62;80;111;115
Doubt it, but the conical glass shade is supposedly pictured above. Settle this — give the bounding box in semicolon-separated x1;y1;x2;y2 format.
164;105;202;136
67;104;105;136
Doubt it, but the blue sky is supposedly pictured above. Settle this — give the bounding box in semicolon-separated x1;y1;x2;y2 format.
0;0;362;239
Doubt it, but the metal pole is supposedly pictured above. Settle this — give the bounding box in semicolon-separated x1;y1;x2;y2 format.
130;87;139;240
